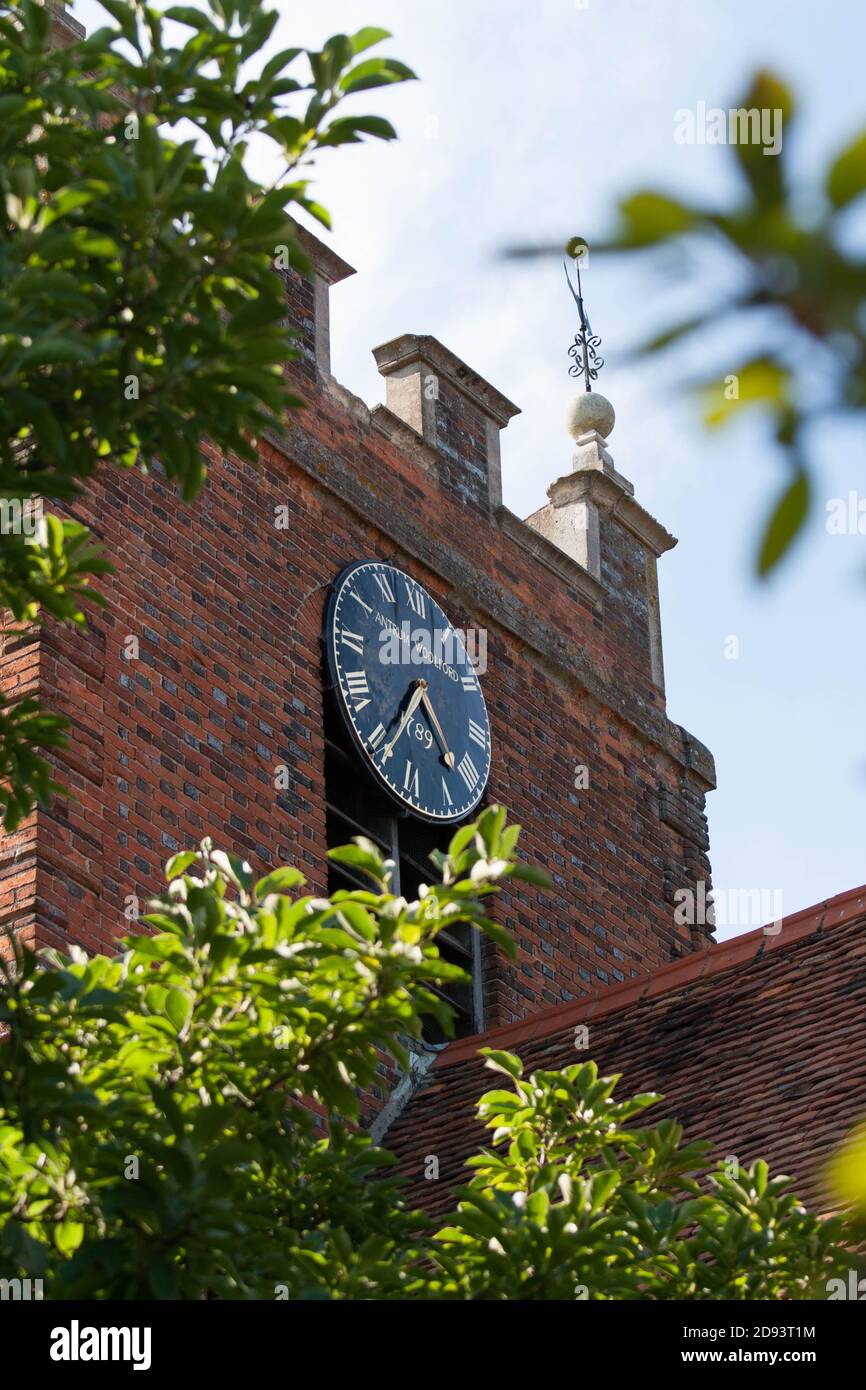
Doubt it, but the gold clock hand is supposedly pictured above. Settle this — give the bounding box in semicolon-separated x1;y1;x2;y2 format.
420;689;455;770
381;679;426;763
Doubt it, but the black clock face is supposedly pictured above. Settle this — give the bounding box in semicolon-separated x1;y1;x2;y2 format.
324;561;491;822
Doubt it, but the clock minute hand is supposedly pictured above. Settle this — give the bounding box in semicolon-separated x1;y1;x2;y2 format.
420;689;455;770
381;679;426;763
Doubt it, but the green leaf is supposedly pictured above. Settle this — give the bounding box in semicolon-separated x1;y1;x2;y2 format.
827;128;866;208
476;803;506;855
589;1168;621;1211
228;294;285;333
507;862;552;888
97;0;139;41
699;358;790;428
480;1049;524;1080
828;1120;866;1209
19;336;93;368
164;987;192;1033
730;70;793;208
163;6;216;32
55;1217;85;1256
350;27;392;55
526;1189;549;1223
68;230;120;258
327;839;389;885
210;850;254;892
255;866;305;897
259;47;303;84
339;58;416;94
43;181;110;225
166;851;199;881
333;900;377;941
618;191;697;246
318;115;397;148
757;468;810;577
448;824;477;859
740;69;795;126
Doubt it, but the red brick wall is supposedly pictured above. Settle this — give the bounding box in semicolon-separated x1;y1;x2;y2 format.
0;253;715;1033
0;623;39;955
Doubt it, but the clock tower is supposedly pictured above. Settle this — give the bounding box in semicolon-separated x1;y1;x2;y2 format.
1;220;716;1115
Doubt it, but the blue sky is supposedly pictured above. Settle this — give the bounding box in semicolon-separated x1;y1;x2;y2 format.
74;1;866;930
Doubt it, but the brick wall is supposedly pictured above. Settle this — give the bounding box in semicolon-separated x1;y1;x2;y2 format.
0;623;40;955
0;228;715;1036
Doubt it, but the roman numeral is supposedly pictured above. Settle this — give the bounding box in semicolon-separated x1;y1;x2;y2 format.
468;718;487;749
405;583;426;618
340;628;364;656
350;589;372;616
403;761;420;798
461;674;476;693
441;778;453;806
368;723;386;750
457;752;479;791
373;571;395;604
345;671;370;710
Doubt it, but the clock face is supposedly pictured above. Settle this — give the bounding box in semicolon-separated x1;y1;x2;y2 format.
324;560;491;822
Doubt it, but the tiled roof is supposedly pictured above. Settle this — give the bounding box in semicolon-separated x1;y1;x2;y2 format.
385;886;866;1218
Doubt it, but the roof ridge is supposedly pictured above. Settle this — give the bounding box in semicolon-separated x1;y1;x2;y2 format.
436;882;866;1070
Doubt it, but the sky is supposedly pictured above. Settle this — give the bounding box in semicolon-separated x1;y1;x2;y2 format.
73;0;866;933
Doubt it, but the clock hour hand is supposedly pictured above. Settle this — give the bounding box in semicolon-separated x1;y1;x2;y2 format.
420;689;455;770
381;679;426;763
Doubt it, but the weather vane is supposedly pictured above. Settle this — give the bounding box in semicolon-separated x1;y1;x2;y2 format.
563;236;604;391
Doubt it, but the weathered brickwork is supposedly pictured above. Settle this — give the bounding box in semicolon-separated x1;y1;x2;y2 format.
0;228;715;1041
0;623;40;955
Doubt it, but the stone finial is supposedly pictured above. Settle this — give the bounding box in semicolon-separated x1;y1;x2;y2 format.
565;389;615;441
525;383;674;694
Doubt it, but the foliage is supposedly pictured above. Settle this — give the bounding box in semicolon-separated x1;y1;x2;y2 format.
0;806;526;1298
828;1117;866;1260
0;805;846;1300
428;1049;844;1300
0;0;414;827
509;70;866;577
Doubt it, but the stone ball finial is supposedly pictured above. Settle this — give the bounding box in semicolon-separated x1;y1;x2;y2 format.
565;390;615;440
